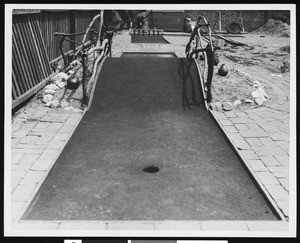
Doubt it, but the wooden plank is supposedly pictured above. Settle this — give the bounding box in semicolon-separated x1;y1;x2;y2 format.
18;15;43;86
12;68;21;98
13;19;36;88
12;25;31;92
216;34;247;46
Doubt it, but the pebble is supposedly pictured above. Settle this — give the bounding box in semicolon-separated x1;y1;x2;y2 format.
55;80;66;88
42;94;53;104
233;99;242;107
244;98;254;103
44;83;59;91
51;72;69;82
255;97;264;106
208;102;222;111
257;86;269;99
45;100;60;108
43;89;56;95
222;102;234;111
60;100;70;108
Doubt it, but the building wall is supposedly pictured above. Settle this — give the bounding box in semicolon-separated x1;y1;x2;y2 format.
184;10;269;32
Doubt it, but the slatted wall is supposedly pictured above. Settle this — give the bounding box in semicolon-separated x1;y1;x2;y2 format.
12;13;52;105
38;11;72;61
12;10;100;108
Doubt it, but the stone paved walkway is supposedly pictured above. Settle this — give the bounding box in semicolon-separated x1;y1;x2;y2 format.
8;30;293;233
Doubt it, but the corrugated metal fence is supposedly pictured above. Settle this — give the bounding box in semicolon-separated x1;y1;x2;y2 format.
12;10;99;108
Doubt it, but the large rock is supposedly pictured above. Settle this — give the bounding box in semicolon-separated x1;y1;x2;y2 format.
222;102;234;111
209;102;222;111
43;89;56;95
55;80;66;88
51;72;69;83
42;94;53;104
254;97;264;106
233;99;242;107
44;83;59;91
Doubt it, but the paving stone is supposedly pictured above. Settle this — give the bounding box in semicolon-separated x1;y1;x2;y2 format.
11;138;20;147
223;125;238;133
53;132;70;141
265;184;289;201
19;171;47;185
200;221;249;231
255;172;280;186
259;137;280;147
30;110;48;119
107;222;155;230
278;178;289;191
253;147;287;156
275;141;289;151
12;148;44;154
64;114;82;126
28;131;57;137
11;176;22;192
239;150;259;160
14;143;47;150
276;200;289;217
60;125;76;133
245;138;264;147
35;136;54;145
59;222;106;230
240;130;269;138
229;117;255;124
11;164;32;171
224;111;237;118
247;159;268;171
31;149;60;171
246;221;288;231
211;111;227;120
47;140;66;149
274;154;290;166
11;170;27;178
11;153;24;164
154;221;201;230
33;122;51;130
11;183;37;202
234;124;249;130
17;154;40;166
48;122;64;130
228;133;251;150
40;116;66;123
219;119;232;126
246;123;262;130
235;111;248;118
11;202;27;222
260;156;282;166
270;133;289;141
19;135;40;144
268;166;289;173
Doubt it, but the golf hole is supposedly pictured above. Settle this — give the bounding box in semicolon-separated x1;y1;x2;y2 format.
143;165;159;173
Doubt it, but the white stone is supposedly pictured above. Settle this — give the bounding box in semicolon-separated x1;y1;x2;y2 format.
255;97;264;106
244;98;254;103
222;102;234;111
233;99;242;107
44;83;59;91
208;102;222;111
42;94;53;104
257;87;269;99
43;89;56;95
51;72;69;82
55;80;66;88
60;100;70;108
47;100;60;108
253;80;261;86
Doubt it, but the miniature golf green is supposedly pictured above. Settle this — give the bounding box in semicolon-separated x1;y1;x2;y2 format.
131;35;169;43
25;57;278;221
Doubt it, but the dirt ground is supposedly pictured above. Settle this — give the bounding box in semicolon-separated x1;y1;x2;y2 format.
12;20;290;130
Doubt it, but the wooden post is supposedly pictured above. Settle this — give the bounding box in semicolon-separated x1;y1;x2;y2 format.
70;10;76;51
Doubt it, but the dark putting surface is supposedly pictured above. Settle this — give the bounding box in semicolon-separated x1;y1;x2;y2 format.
131;35;169;44
122;52;176;58
25;57;278;221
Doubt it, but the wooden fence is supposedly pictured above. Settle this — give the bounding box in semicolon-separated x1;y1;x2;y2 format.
12;10;99;108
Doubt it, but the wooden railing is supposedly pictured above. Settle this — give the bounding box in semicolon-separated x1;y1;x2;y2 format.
185;16;220;103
